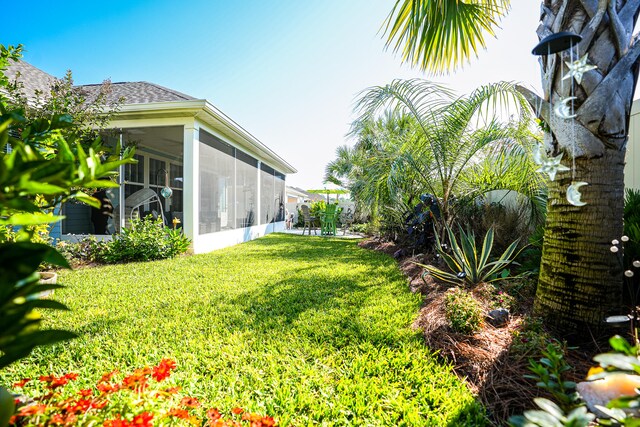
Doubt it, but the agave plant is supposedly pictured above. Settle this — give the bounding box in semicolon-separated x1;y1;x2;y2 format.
419;225;521;286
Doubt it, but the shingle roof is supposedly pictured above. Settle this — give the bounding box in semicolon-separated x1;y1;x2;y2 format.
77;81;196;104
5;60;196;105
4;59;56;101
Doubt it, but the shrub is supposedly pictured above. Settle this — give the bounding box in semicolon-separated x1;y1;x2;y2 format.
9;359;278;426
444;288;483;334
55;237;106;265
419;225;522;286
99;216;190;263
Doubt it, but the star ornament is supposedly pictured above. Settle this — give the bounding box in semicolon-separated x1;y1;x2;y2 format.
536;152;570;181
563;54;597;85
567;181;588;206
553;97;577;119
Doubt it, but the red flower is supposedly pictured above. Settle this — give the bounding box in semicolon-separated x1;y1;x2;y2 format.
151;359;176;382
99;370;119;383
180;396;201;408
13;378;30;388
103;415;131;427
121;371;149;391
64;373;79;381
97;382;120;394
78;388;94;397
131;412;153;427
66;398;92;414
232;407;244;415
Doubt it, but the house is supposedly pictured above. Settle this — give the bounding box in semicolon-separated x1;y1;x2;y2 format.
6;60;297;253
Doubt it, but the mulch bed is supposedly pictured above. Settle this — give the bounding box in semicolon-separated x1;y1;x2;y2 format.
358;237;597;426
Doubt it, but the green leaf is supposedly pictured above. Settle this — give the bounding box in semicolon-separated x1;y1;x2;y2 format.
533;398;563;420
609;335;636;356
594;353;640;371
0;213;65;225
17;179;67;195
523;409;562;426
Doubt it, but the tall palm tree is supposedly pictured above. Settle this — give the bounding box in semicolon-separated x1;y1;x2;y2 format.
385;0;640;338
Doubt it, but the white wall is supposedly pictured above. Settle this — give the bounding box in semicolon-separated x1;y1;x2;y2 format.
627;99;640;190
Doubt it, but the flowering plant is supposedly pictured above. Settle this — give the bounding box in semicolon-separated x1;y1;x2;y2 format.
8;359;277;427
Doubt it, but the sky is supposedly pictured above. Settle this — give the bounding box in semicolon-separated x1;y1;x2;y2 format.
4;1;545;190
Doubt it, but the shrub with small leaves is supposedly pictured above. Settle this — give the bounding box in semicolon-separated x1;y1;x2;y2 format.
444;288;483;334
99;216;190;263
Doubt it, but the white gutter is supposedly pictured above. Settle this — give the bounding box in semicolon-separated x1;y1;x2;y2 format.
115;99;297;174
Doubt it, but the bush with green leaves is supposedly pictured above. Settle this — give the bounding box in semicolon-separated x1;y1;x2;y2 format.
444;288;483;334
419;225;522;287
98;216;190;263
0;44;135;422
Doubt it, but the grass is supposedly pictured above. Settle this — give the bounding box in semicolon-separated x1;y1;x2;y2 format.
2;234;486;425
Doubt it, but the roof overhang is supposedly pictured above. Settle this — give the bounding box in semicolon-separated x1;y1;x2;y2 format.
114;99;297;174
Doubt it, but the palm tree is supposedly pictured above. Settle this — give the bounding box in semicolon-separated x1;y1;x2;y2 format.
333;79;543;238
385;1;640;338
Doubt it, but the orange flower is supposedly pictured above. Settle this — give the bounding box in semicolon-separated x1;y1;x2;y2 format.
167;408;190;419
18;403;47;415
103;415;131;427
206;408;222;422
97;382;120;394
180;396;201;408
164;386;181;394
78;388;93;397
131;412;153;427
99;370;119;383
13;378;30;388
231;407;244;415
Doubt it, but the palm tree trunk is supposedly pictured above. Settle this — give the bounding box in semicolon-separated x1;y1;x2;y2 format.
519;0;640;338
535;150;624;336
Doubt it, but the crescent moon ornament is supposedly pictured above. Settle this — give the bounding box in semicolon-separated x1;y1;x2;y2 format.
536;152;570;181
563;54;597;85
532;144;545;165
554;97;577;119
567;181;588;206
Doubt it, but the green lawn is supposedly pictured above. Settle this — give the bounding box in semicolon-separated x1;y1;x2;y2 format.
2;234;485;426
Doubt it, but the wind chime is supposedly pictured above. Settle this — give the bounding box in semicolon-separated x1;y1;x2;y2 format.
531;31;597;206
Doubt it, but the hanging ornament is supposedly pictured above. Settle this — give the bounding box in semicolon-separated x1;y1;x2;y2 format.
532;144;545;165
567;181;588;206
536;153;570;181
553;97;578;119
532;32;583;55
562;54;597;85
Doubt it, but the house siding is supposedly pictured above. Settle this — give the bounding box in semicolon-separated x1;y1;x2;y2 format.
627;99;640;190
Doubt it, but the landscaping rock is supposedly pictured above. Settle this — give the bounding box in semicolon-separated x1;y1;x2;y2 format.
487;308;510;327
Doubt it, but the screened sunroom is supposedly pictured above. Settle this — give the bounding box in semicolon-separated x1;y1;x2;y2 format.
57;86;296;254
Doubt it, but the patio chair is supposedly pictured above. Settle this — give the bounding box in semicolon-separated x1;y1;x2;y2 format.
320;204;338;236
113;188;166;230
300;205;318;235
341;207;354;235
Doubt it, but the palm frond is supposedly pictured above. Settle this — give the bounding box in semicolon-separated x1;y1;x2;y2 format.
383;0;511;74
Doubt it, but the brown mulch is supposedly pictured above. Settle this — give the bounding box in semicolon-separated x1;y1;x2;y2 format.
358;237;596;426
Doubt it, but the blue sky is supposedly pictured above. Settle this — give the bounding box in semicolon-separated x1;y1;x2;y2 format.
5;1;544;189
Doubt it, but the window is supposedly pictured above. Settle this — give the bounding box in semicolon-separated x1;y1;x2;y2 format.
235;150;258;228
260;163;275;225
199;130;235;234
